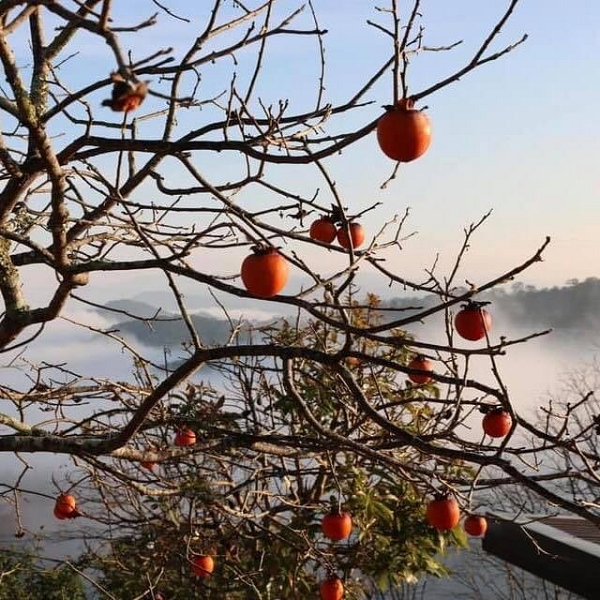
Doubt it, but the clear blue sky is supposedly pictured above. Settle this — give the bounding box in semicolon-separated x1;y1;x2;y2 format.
19;1;600;297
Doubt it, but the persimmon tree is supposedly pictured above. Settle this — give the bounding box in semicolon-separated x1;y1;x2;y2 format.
68;301;468;599
0;0;598;597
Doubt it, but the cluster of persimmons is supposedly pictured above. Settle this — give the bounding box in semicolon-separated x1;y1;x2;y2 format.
48;82;515;599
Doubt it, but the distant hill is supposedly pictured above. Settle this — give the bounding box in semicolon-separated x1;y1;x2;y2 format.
389;277;600;333
105;299;166;319
99;278;600;348
488;278;600;331
113;312;246;348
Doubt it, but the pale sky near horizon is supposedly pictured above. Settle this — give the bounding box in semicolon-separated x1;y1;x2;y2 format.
10;1;600;302
116;1;600;292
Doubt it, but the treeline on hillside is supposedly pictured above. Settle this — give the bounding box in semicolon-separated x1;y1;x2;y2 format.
389;277;600;332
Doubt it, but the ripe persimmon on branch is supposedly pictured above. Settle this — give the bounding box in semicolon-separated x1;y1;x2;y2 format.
0;0;597;597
